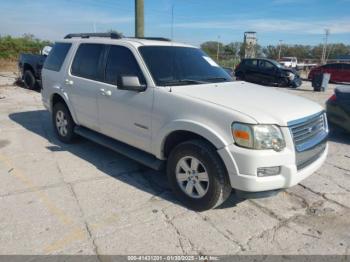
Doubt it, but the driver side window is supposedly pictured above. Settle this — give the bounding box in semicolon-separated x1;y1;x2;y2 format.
259;60;275;71
104;45;146;86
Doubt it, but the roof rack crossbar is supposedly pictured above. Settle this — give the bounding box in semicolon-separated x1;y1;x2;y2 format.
64;33;122;39
129;37;171;42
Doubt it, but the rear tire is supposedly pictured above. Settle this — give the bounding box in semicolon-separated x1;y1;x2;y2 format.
167;139;231;211
52;102;76;143
23;70;36;90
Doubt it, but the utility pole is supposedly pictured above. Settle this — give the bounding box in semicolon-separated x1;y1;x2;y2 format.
278;40;283;60
321;29;330;64
216;35;220;62
135;0;144;37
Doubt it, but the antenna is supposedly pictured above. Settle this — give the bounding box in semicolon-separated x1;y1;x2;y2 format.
171;4;174;40
321;28;330;64
278;40;283;60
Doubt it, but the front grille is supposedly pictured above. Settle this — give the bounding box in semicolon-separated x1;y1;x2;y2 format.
290;113;326;149
289;112;328;170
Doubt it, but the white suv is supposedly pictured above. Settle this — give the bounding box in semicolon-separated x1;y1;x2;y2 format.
41;33;328;211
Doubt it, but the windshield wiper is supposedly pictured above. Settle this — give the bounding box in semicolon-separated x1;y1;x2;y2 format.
202;77;231;83
159;79;207;86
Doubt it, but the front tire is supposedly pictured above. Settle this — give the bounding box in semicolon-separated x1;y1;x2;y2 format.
52;102;76;143
167;140;231;211
278;77;289;87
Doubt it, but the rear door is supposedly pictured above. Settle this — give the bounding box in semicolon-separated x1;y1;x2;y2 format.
244;59;259;82
67;43;106;131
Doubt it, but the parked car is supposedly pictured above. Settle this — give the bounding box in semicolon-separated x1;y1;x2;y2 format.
18;46;51;89
42;33;328;211
308;63;350;83
235;58;302;88
326;85;350;133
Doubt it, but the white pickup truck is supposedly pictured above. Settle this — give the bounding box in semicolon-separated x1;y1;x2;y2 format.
279;57;318;70
279;57;298;68
41;33;328;211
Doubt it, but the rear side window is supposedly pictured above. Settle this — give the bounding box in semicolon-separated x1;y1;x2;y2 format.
43;43;71;71
333;64;343;70
343;64;350;70
245;59;257;67
105;45;145;85
71;44;105;80
323;64;337;69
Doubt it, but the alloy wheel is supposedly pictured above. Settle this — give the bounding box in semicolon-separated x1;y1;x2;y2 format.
175;156;209;198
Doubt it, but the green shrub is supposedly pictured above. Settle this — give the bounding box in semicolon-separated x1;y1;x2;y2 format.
0;34;51;59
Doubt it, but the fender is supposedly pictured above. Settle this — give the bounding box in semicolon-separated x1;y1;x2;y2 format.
153;119;230;159
49;87;79;124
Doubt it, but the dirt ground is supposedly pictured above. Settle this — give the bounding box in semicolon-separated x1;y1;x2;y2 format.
0;73;349;256
0;60;17;72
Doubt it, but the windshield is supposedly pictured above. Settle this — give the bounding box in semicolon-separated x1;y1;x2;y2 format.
269;59;284;68
139;46;232;86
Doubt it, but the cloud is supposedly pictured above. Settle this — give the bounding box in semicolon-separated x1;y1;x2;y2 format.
167;18;350;35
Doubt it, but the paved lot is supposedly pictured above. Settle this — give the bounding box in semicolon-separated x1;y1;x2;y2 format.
0;73;350;255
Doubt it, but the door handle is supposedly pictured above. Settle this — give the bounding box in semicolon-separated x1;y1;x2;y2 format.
105;90;112;96
65;79;74;86
100;88;112;97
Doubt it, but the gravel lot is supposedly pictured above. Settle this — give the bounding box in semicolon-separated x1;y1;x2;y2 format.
0;72;349;255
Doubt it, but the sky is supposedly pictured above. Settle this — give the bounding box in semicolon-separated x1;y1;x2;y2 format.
0;0;349;46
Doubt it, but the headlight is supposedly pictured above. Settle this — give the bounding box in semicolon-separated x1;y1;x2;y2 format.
287;72;295;80
232;123;285;151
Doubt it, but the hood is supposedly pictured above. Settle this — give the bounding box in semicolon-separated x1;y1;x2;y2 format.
172;81;323;126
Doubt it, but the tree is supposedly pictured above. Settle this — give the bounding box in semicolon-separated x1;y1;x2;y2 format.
200;41;224;60
224;42;242;58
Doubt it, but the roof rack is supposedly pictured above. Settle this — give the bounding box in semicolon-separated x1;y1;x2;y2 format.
63;33;171;42
64;33;122;39
129;37;171;42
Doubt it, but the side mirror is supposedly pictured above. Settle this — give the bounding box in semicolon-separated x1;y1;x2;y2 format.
42;46;52;56
119;76;146;92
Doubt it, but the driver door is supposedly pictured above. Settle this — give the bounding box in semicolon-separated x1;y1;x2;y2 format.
258;60;277;85
97;44;153;153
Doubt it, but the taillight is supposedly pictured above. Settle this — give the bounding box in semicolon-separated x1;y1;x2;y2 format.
329;94;336;102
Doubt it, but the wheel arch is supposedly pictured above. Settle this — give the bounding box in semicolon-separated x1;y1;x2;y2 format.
23;63;34;73
155;120;228;160
50;92;78;124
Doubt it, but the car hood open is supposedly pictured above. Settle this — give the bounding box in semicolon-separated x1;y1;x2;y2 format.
172;81;324;126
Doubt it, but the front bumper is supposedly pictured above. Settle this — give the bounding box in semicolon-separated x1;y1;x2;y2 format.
290;76;302;88
218;141;328;192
